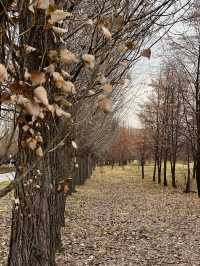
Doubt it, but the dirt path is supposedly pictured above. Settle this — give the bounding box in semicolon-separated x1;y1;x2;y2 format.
1;166;200;265
57;167;200;266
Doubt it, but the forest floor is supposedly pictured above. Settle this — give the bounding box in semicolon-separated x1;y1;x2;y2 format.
1;164;200;265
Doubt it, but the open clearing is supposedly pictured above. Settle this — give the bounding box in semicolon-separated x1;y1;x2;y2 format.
1;164;200;265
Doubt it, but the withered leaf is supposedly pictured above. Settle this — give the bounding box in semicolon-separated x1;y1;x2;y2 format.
10;82;33;99
126;41;136;50
141;48;151;59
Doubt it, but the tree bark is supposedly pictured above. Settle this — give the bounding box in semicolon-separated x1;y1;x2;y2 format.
157;151;162;185
8;7;68;265
193;158;196;179
8;127;57;266
141;160;144;179
153;158;157;182
185;149;191;193
171;159;177;188
163;151;168;186
195;43;200;196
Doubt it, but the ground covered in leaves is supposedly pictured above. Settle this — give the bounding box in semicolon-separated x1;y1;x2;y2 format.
1;164;200;265
57;165;200;266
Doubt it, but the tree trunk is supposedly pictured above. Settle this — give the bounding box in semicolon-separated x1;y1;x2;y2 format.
196;156;200;196
171;160;176;188
158;158;162;184
195;43;200;196
8;7;68;265
8;129;56;266
185;150;191;193
153;158;157;182
193;157;196;180
157;146;162;184
163;153;168;186
141;160;144;179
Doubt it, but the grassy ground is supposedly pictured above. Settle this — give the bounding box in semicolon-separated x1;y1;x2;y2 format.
0;163;199;265
55;164;200;265
98;162;196;192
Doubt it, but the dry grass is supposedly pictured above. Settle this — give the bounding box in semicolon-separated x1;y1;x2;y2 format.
0;162;199;265
93;162;197;193
57;163;200;265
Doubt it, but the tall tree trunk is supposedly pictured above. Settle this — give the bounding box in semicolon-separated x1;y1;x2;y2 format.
158;161;162;184
185;149;191;193
157;153;162;184
153;155;157;182
141;160;144;179
163;151;168;186
8;127;57;266
193;157;196;179
171;159;176;188
196;153;200;196
157;145;163;184
195;43;200;197
8;7;68;265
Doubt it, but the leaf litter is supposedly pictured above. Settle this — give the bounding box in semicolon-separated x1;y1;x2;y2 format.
0;167;200;265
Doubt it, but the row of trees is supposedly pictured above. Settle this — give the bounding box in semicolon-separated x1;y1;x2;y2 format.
0;0;192;265
137;0;200;194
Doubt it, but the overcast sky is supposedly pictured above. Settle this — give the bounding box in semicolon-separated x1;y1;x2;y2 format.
122;45;161;129
124;13;190;128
